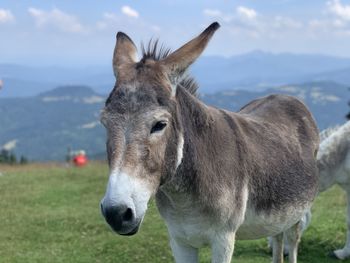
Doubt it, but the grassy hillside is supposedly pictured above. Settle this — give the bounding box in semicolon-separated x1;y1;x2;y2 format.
0;82;348;161
0;86;106;161
0;162;349;262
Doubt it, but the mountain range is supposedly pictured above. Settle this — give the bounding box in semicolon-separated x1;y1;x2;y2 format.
0;82;348;161
1;51;350;97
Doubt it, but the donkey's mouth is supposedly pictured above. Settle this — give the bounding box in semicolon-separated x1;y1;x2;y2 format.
119;225;140;236
108;221;141;236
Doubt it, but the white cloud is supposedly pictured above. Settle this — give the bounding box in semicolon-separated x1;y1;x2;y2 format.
327;0;350;21
0;9;15;23
94;13;117;30
236;6;257;20
103;12;118;21
121;6;139;18
151;25;161;32
305;1;350;37
95;12;160;33
273;16;303;29
203;9;222;17
203;8;233;22
202;6;304;39
28;7;86;33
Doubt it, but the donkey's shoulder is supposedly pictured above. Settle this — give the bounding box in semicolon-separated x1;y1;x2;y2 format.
237;93;319;150
239;94;316;130
239;94;306;117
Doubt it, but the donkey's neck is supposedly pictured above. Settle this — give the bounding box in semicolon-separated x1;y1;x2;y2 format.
166;85;242;193
317;121;350;190
318;122;350;169
166;85;214;193
157;86;216;211
157;85;247;218
176;85;213;135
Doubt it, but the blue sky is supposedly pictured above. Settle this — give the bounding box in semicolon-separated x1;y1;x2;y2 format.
1;0;350;66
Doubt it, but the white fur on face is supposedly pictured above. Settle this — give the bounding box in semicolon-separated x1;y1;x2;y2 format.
176;133;184;169
103;168;152;219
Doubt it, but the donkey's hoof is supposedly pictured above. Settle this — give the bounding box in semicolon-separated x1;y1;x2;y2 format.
328;251;345;260
329;251;338;259
329;249;350;260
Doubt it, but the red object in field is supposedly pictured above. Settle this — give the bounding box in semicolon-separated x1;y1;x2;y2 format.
73;154;88;167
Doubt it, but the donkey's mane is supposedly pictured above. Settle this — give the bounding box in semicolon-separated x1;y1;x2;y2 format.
319;125;341;142
140;40;199;97
141;40;171;61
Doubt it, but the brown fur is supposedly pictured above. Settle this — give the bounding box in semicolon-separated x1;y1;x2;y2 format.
101;22;320;263
168;87;319;217
103;20;319;224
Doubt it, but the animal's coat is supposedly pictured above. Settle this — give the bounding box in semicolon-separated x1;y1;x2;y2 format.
100;22;319;263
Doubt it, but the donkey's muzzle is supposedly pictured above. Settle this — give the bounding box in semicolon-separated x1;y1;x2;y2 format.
101;203;139;235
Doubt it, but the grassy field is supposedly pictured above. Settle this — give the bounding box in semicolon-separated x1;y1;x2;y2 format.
0;162;349;263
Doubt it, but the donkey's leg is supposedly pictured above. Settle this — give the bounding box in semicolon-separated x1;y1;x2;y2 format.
268;235;290;257
271;232;284;263
281;209;311;257
211;231;236;263
332;187;350;260
170;238;198;263
285;221;302;263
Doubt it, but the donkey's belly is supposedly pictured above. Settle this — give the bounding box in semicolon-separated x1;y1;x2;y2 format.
236;204;310;240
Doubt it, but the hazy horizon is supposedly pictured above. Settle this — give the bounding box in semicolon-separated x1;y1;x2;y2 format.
3;49;350;68
2;0;350;66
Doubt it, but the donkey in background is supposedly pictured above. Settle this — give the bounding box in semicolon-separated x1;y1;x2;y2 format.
274;121;350;260
319;121;350;259
99;22;319;263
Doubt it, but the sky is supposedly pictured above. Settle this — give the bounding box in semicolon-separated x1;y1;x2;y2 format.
1;0;350;66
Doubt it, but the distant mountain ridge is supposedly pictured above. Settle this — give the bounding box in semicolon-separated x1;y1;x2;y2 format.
0;85;106;161
2;51;350;97
38;85;98;97
0;83;348;161
0;64;113;97
202;81;348;131
192;51;350;92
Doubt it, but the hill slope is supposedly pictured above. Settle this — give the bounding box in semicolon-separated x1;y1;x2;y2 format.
0;83;348;161
0;86;106;161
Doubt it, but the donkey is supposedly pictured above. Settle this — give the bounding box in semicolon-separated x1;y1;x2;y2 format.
99;22;319;263
318;121;350;260
274;121;350;260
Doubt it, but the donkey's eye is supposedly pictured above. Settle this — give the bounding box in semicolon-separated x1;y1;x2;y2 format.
151;121;167;134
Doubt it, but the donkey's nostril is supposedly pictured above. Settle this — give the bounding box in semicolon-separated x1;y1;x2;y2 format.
103;205;135;233
123;208;133;222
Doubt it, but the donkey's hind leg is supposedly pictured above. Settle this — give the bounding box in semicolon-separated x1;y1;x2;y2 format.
271;232;284;263
284;221;302;263
332;186;350;260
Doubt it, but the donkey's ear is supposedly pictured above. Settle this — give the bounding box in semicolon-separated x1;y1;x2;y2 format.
160;22;220;86
113;32;138;79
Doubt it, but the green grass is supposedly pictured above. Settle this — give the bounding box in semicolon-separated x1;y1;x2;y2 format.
0;163;349;262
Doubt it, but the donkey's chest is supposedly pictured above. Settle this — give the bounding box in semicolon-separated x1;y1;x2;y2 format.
156;191;230;248
166;215;216;248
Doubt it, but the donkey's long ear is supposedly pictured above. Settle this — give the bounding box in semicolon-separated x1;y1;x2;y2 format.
160;22;220;86
113;32;138;79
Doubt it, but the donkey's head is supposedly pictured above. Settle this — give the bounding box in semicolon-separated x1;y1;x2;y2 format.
100;22;220;235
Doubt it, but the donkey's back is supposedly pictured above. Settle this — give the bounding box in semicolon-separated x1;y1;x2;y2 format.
239;93;319;161
234;94;319;239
